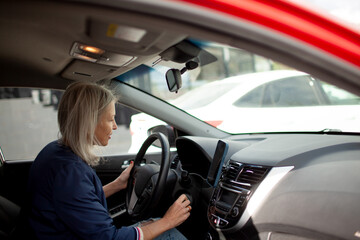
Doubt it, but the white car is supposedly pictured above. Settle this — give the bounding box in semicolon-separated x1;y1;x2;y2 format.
129;70;360;152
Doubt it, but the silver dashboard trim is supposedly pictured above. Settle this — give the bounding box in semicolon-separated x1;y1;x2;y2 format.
226;165;294;232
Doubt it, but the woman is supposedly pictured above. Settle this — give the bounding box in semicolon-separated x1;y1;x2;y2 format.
27;82;190;240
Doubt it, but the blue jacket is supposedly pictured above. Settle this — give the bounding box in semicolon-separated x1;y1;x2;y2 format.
27;141;140;240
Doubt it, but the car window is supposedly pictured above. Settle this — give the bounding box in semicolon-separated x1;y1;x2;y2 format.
233;85;265;107
262;76;320;107
0;88;140;161
195;45;270;81
234;76;321;107
319;81;360;105
0;88;60;160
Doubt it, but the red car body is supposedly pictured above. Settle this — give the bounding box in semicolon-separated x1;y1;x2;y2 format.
179;0;360;68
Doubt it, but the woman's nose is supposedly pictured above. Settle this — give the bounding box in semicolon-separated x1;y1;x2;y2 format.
113;120;118;130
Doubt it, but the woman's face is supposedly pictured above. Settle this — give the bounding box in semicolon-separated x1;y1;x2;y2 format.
95;101;117;146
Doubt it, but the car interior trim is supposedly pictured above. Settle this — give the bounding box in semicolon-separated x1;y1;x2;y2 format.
233;165;294;232
111;81;228;139
0;147;4;165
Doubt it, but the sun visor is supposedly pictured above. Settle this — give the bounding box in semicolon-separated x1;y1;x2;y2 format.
160;40;217;66
61;60;119;82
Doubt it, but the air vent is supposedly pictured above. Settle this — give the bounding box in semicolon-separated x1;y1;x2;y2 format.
224;161;269;190
226;162;242;180
237;165;269;190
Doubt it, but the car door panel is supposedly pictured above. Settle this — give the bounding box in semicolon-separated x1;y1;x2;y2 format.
0;160;33;207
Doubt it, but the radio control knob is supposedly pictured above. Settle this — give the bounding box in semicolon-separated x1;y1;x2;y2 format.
231;207;239;217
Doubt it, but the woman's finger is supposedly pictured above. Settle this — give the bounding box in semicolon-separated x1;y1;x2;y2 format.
186;205;192;212
124;161;134;173
177;194;187;203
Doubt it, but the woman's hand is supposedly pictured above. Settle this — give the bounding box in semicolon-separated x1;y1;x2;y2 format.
114;161;134;190
162;194;191;229
140;194;191;239
103;161;134;198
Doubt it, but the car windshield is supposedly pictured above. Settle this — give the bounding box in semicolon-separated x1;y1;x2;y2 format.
116;39;360;134
170;82;235;110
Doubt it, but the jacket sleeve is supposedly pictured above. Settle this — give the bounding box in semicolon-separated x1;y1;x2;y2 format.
52;161;138;240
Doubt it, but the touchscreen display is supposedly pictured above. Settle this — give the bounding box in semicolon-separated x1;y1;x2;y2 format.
219;189;238;203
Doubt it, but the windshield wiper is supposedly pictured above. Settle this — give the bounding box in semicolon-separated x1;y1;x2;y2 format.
319;128;342;133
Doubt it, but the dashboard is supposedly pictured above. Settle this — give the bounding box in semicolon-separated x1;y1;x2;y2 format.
175;133;360;240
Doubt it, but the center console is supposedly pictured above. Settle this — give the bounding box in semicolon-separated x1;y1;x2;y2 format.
208;160;270;229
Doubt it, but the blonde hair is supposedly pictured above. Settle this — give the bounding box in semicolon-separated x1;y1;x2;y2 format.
57;81;117;166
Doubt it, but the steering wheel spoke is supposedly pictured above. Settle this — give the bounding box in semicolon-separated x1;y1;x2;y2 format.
125;133;171;220
127;184;138;215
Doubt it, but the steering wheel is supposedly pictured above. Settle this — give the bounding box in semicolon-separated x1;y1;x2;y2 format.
126;132;171;220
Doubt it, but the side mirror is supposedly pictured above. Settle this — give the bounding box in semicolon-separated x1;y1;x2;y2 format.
147;125;176;148
166;69;182;93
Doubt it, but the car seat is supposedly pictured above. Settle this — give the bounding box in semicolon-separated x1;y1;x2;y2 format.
0;195;20;239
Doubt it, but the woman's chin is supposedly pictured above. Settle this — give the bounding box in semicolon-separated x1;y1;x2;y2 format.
94;141;108;147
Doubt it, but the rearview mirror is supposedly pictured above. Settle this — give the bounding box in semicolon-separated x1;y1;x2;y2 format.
166;69;182;93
